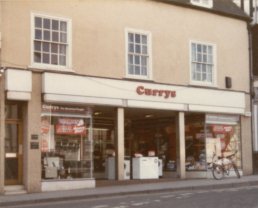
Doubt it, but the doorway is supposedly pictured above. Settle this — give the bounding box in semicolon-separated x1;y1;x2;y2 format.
4;103;23;185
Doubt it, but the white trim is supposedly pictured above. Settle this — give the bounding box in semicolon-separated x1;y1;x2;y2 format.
125;28;153;80
44;94;124;106
190;0;213;8
188;104;244;115
7;92;31;101
189;40;217;87
30;12;72;71
42;72;246;114
127;100;187;111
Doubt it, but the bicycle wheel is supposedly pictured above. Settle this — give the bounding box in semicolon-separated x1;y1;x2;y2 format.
212;164;224;180
233;164;240;178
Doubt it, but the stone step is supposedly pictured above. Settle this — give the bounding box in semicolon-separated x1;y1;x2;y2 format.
4;185;27;195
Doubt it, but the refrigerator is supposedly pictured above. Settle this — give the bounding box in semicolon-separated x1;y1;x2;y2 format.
132;157;159;179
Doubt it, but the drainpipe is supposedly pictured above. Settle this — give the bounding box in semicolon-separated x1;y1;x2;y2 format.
248;22;255;174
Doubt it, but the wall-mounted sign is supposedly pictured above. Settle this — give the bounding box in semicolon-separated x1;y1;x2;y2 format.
136;86;176;99
31;141;39;149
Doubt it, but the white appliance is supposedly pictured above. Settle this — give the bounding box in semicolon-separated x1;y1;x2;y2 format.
105;157;130;180
132;157;159;179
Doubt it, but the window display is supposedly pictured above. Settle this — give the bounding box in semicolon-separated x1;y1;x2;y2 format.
185;114;206;171
206;114;241;168
41;104;93;180
185;114;242;171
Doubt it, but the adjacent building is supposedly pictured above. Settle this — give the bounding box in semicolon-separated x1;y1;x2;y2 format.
0;0;253;194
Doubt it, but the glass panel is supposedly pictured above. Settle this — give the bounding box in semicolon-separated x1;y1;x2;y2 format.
207;55;213;64
52;20;59;30
51;54;58;65
35;29;42;40
43;30;50;41
128;64;134;74
141;66;147;76
142;35;147;44
59;45;66;55
135;34;140;43
141;56;147;66
34;52;41;63
129;43;134;53
142;45;147;54
5;124;18;153
60;32;67;43
60;21;67;32
34;41;41;51
135;66;140;75
35;17;42;28
51;43;58;53
43;18;51;29
135;55;140;64
128;33;134;42
52;31;59;42
43;53;50;64
128;54;134;64
59;55;66;66
197;53;202;62
135;44;141;53
197;44;202;52
43;42;50;52
203;54;207;63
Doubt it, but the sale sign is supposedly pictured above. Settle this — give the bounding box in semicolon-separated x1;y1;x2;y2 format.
56;118;87;135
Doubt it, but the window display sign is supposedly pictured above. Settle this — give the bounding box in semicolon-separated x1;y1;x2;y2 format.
55;118;87;135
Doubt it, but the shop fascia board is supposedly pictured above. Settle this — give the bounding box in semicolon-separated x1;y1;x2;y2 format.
42;72;246;113
5;69;32;101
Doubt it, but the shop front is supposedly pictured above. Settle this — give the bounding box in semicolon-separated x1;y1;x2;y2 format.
1;69;251;193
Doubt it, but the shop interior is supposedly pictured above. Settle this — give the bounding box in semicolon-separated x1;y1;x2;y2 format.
92;107;177;179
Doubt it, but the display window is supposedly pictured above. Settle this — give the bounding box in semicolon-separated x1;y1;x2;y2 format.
185;113;242;171
185;114;206;171
40;104;93;180
206;114;242;168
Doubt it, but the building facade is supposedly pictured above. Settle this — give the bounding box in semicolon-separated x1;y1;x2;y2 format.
0;0;253;193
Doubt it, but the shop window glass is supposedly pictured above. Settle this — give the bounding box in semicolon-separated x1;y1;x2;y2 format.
185;114;206;171
206;114;242;168
40;104;93;180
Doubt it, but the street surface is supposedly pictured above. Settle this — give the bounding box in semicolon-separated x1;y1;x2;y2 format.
5;185;258;208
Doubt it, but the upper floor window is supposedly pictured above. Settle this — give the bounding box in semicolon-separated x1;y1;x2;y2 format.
190;41;216;86
32;13;71;69
191;0;213;8
126;29;152;80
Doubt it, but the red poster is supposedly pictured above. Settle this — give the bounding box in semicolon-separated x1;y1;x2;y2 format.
55;118;87;135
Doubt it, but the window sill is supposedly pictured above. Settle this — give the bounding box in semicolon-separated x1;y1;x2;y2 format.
125;75;153;82
28;64;74;73
189;81;217;89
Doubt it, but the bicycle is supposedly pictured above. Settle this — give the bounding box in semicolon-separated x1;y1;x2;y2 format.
211;151;241;180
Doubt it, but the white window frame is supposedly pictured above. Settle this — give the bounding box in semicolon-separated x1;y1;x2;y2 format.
30;12;72;71
125;28;152;80
191;0;213;8
189;40;217;87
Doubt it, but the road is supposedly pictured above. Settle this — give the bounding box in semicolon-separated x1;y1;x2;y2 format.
5;185;258;208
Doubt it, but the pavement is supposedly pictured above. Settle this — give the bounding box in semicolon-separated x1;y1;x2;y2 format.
1;175;258;207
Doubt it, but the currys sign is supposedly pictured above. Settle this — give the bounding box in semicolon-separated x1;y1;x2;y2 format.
136;85;176;99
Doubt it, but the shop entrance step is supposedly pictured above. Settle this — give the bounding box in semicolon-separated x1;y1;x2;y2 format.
4;185;27;195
